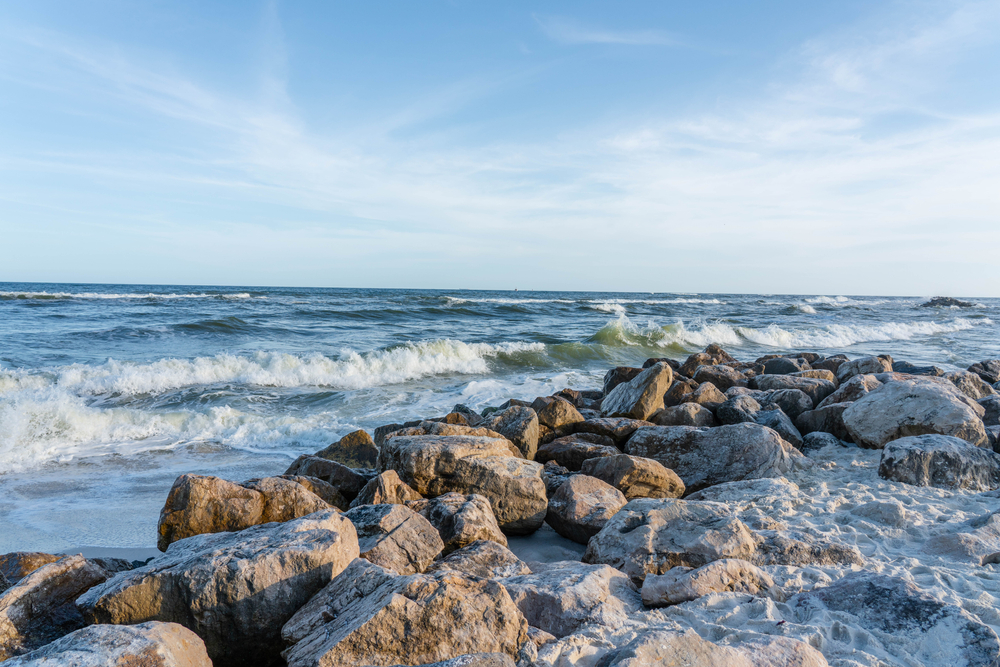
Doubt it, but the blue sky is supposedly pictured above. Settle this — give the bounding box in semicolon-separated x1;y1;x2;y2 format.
1;1;998;295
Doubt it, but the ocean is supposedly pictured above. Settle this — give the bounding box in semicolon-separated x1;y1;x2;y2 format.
1;282;997;553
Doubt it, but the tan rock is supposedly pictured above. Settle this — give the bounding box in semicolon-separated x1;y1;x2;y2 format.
641;558;784;607
345;503;444;574
580;454;685;500
652;402;716;427
483;406;540;459
816;373;883;409
545;475;627;545
408;492;507;553
534;435;620;471
0;553;62;584
279;475;349;509
313;429;379;468
350;469;422;508
601;363;673;421
283;455;369;500
427;540;531;579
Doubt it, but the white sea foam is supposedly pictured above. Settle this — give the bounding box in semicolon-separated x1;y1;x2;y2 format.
797;304;818;314
444;296;575;305
0;291;255;300
804;295;890;307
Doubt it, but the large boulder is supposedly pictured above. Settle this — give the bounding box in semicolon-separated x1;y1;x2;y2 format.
651;402;716;427
692;365;747;392
427;540;531;580
679;344;737;377
535;397;584;430
762;357;809;374
345;504;444;574
0;555;109;660
755;408;803;448
483;406;540;459
281;559;530;667
545;475;627;545
499;561;641;638
843;379;988;448
969;359;1000;384
313;429;379;468
602;367;643;395
836;355;893;382
1;622;211;667
583;498;758;585
759;388;814;420
78;510;359;667
946;370;997;400
156;474;332;551
795;403;852;441
878;434;1000;491
600;362;673;421
350;470;423;508
574;418;652;446
815;374;883;409
626;424;801;493
716;395;761;424
753;375;836;407
641;558;783;607
580;454;685;500
981;395;1000;426
408;492;507;554
379;435;547;535
534;435;620;471
284;455;369;501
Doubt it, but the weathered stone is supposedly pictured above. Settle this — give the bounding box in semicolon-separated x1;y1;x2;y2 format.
679;345;737;377
408;492;507;554
602;367;642;395
663;378;698;407
754;375;836;407
970;359;1000;384
599;630;828;667
893;360;945;376
281;559;530;667
600;362;673;421
947;370;997;400
2;621;211;667
816;373;883;409
762;357;810;374
0;556;108;660
545;475;627;545
843;379;988;448
427;540;531;579
541;461;576;497
716;395;761;424
651;402;716;427
374;424;404;447
688;382;727;411
536;397;584;431
574;418;653;446
981;395;1000;426
626;424;801;494
794;573;1000;667
534;435;621;472
837;355;893;382
755;408;803;448
811;355;847;374
692;364;747;392
378;435;546;535
754;531;864;567
801;431;844;453
350;469;423;508
284;455;368;501
580;454;685;500
583;498;758;585
878;434;1000;491
345;503;444;574
641;558;783;607
499;561;641;638
279;475;348;509
156;474;331;551
314;429;379;468
0;553;62;583
483;406;540;459
790;368;836;383
78;510;359;667
795;403;852;441
759;388;814;420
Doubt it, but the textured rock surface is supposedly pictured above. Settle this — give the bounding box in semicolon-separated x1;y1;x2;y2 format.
946;370;997;400
0;553;63;584
626;424;801;493
283;455;369;501
534;436;621;471
0;555;109;660
350;469;423;508
427;540;531;579
878;434;1000;490
716;395;761;424
313;429;379;468
843;379;988;448
483;406;540;459
408;492;507;554
692;364;747;392
536;397;585;430
598;630;828;667
78;510;359;667
651;402;716;427
345;503;444;574
759;388;814;420
583;498;757;585
580;454;685;500
575;418;654;446
545;475;627;545
641;558;783;607
281;559;530;667
816;374;883;409
969;359;1000;384
499;561;641;638
836;355;893;382
1;621;212;667
754;375;836;407
795;403;852;441
600;362;673;421
755;408;803;448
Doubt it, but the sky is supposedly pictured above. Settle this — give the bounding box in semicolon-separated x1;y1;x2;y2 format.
1;1;999;295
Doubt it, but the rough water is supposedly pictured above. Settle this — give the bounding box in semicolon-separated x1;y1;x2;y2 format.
1;282;997;553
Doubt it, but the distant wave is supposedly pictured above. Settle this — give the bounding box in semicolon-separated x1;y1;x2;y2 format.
804;296;890;307
444;296;575;305
0;291;257;300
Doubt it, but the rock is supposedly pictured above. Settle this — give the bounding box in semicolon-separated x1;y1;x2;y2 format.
692;364;747;392
981;395;1000;426
575;418;653;446
284;455;369;501
78;510;359;667
688;382;727;411
758;388;813;420
281;559;530;667
800;432;844;453
536;397;585;430
762;357;810;374
893;360;945;376
716;395;761;424
836;355;893;382
408;492;507;554
794;573;999;667
811;355;847;374
527;626;557;649
920;296;976;308
427;540;531;579
345;503;444;574
0;553;62;583
156;474;331;551
679;345;737;377
843;379;988;448
1;622;211;667
374;423;404;447
499;561;640;638
790;368;836;383
602;367;642;395
534;435;621;471
541;461;575;497
483;406;540;459
580;454;685;500
640;558;783;607
626;424;801;494
600;362;673;421
0;555;109;660
545;475;627;545
651;402;716;427
754;531;864;567
816;373;883;408
878;434;1000;490
279;475;348;509
313;429;379;468
350;469;423;508
970;359;1000;384
794;403;852;441
946;370;997;400
378;435;546;535
397;655;516;667
583;498;758;585
663;378;698;407
754;375;836;407
755;408;803;448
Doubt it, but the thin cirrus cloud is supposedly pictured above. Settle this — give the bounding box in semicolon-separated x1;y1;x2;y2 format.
532;14;682;47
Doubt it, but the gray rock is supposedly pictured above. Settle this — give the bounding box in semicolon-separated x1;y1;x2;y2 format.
345;503;444;574
689;382;727;411
947;370;997;400
716;395;761;425
580;454;685;500
545;475;627;545
602;367;643;396
754;375;836;407
762;357;810;374
284;455;368;502
755;408;803;448
663;378;698;407
534;435;621;471
483;406;540;459
77;510;359;667
816;374;883;409
408;492;507;554
795;403;853;441
801;432;845;453
692;364;747;392
758;388;813;420
350;469;423;508
981;395;1000;426
893;360;945;376
541;461;576;497
626;424;802;494
574;418;653;446
970;359;1000;384
427;540;531;579
836;355;893;382
651;402;716;427
878;434;1000;490
600;362;673;421
641;558;783;607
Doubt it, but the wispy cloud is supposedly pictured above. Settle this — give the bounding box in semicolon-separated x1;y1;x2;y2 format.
533;14;681;46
